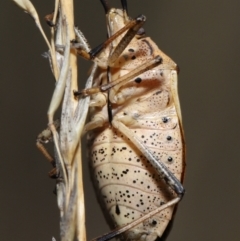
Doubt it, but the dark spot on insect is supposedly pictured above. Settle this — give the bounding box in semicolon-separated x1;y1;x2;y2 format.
141;135;145;138
134;77;142;83
123;112;127;115
127;195;130;198
160;201;165;206
131;56;136;60
133;180;136;183
166;136;172;141
122;54;129;61
122;147;127;150
115;204;120;215
155;90;162;95
147;185;150;189
128;48;135;52
128;158;132;161
168;156;173;162
151;220;157;226
162;117;168;124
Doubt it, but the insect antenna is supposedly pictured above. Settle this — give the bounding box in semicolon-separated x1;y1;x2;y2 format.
120;0;128;15
100;0;110;14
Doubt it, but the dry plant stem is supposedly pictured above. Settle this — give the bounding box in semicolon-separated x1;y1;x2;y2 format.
59;1;86;241
50;0;60;80
12;0;58;78
47;0;86;239
13;1;87;240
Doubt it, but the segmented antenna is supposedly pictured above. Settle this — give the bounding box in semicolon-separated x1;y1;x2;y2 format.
121;0;128;14
100;0;110;14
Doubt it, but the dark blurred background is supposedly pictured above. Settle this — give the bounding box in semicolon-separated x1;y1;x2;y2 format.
1;0;240;240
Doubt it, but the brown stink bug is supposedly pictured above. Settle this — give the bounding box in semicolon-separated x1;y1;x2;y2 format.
73;0;186;240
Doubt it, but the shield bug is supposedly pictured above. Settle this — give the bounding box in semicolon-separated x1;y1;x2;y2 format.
73;0;186;240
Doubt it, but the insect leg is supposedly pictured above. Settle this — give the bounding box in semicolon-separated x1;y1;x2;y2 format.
90;197;180;241
91;14;145;65
74;55;162;97
73;14;145;65
113;118;184;196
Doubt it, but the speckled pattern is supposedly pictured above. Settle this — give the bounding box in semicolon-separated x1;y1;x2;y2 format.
86;9;185;241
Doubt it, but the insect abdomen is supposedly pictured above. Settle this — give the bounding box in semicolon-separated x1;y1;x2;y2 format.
89;82;184;240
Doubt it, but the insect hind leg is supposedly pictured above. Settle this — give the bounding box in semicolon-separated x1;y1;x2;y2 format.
112;118;185;198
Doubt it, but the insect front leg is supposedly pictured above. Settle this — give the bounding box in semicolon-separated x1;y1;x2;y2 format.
73;13;146;69
74;56;162;97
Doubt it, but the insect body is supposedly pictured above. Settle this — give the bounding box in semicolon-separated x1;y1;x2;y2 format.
75;1;185;240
